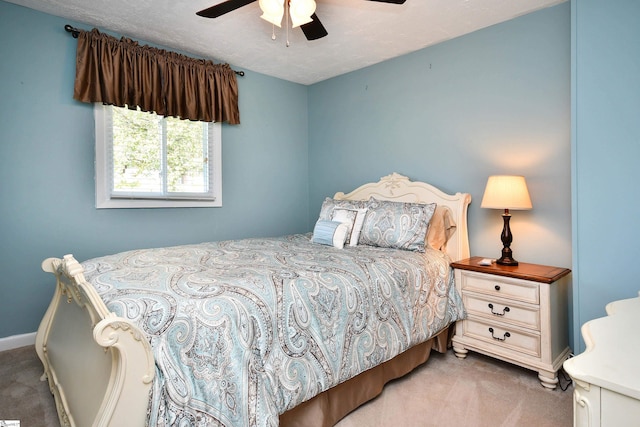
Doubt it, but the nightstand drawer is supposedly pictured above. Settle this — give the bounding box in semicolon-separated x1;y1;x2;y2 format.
459;272;539;305
462;293;540;331
462;317;541;358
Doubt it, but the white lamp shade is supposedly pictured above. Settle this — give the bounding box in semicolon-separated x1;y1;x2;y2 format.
481;175;533;210
289;0;316;28
259;0;284;27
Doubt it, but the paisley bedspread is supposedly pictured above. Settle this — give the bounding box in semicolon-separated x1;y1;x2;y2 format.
82;234;465;427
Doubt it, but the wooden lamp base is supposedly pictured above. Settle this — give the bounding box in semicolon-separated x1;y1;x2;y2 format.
496;211;518;266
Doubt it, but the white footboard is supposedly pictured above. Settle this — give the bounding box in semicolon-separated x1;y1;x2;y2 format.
36;255;155;427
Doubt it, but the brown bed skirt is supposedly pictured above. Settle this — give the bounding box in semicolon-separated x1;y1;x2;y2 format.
279;325;452;427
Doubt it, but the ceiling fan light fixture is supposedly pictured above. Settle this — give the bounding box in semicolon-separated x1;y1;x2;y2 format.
289;0;316;28
259;0;284;27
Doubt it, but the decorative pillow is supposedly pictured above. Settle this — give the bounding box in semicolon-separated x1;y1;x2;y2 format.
426;205;457;251
318;198;367;221
331;207;368;247
311;220;349;249
359;198;436;252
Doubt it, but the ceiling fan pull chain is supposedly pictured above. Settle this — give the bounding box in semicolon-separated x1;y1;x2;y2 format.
272;24;276;40
286;0;290;47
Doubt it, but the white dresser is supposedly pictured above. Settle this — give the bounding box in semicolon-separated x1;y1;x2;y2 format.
563;293;640;427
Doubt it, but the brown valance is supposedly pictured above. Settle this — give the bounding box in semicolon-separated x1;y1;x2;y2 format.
73;28;240;124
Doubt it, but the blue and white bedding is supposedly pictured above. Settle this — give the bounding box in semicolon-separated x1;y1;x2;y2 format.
82;233;465;427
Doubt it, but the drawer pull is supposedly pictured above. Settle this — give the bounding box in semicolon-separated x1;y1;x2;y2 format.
488;327;510;341
494;285;501;291
488;303;510;316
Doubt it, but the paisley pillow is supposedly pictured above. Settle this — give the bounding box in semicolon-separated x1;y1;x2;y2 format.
359;198;436;252
318;197;366;220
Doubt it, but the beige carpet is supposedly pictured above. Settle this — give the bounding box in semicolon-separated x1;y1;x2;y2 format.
0;346;58;426
0;345;572;426
335;350;573;427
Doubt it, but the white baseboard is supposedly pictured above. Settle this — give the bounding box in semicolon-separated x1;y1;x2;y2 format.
0;332;37;352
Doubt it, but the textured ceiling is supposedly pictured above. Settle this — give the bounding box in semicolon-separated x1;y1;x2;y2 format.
8;0;565;85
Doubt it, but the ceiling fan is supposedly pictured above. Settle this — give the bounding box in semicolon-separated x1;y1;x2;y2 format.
196;0;407;41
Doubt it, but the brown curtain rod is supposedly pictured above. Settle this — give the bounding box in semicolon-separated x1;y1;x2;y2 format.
63;24;245;77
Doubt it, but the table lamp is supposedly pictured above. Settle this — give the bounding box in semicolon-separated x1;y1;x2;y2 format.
481;175;532;266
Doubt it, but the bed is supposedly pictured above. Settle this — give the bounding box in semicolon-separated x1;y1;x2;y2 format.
35;173;471;427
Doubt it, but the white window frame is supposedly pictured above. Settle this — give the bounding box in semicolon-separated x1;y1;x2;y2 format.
94;104;222;209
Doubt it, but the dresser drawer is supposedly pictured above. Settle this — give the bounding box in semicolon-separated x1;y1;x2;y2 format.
462;293;540;331
462;316;541;358
459;271;539;305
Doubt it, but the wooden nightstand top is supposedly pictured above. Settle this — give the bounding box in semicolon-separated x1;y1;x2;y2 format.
451;257;571;284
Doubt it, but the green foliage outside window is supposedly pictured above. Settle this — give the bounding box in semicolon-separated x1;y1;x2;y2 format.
111;106;207;194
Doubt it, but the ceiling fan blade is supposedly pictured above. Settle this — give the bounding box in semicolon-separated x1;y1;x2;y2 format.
300;14;328;41
367;0;407;4
196;0;257;18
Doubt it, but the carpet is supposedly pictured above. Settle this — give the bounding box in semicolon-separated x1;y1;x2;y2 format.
0;346;572;426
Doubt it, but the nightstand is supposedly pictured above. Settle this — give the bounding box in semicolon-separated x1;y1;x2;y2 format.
451;257;571;389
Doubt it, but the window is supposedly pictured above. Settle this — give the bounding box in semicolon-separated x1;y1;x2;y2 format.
95;104;222;208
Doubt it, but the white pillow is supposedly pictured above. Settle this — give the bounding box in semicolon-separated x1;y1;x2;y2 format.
311;220;349;249
331;207;367;247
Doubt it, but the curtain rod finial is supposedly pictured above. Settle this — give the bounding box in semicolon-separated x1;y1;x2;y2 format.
64;24;80;38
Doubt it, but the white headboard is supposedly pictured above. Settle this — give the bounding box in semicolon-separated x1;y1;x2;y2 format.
333;173;472;262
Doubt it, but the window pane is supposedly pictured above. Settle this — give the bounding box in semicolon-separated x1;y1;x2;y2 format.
166;117;208;193
112;107;162;193
96;103;221;208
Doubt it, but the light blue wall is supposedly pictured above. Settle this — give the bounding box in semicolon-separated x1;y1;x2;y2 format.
0;1;309;338
6;0;636;360
308;6;571;266
571;0;640;352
